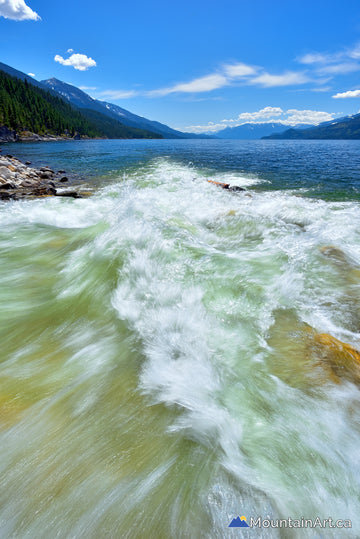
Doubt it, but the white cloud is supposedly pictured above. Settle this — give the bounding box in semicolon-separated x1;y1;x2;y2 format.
27;72;35;77
298;44;360;77
223;62;257;78
0;0;40;20
311;86;332;93
332;89;360;99
148;73;228;96
349;44;360;59
148;61;308;96
237;106;283;122
251;71;309;87
317;62;360;75
79;86;97;91
298;53;331;65
97;89;137;99
67;48;74;54
184;107;336;133
54;53;96;71
285;109;335;125
184;122;227;134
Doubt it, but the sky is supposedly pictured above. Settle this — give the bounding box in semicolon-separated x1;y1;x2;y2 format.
1;0;360;133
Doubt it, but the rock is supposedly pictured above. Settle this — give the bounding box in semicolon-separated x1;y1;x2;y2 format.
40;171;53;179
0;127;17;142
58;170;66;174
0;190;17;200
207;180;230;189
229;185;245;192
30;185;57;196
25;161;32;165
20;179;39;188
0;154;87;200
56;190;81;198
0;181;17;189
0;166;12;180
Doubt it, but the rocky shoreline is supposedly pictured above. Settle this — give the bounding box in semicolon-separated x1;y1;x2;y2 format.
0;126;83;143
0;152;82;200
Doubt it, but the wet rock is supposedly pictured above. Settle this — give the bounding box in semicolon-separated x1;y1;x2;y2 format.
30;185;57;196
0;190;17;200
0;154;87;200
267;309;360;388
229;185;246;192
56;190;81;198
58;170;66;174
40;171;54;180
207;180;230;189
25;161;32;165
0;181;17;190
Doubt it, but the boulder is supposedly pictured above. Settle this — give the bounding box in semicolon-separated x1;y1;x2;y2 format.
0;166;12;180
0;181;17;189
40;171;53;179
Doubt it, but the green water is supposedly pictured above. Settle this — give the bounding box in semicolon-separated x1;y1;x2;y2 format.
0;148;360;538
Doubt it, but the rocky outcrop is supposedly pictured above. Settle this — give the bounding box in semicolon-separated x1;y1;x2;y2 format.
0;154;82;200
0;126;18;142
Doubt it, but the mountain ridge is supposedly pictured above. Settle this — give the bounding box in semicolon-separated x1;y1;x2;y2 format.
214;122;314;139
263;114;360;139
0;66;163;140
41;77;206;139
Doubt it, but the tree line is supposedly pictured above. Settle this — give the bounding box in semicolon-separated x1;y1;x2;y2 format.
0;70;162;139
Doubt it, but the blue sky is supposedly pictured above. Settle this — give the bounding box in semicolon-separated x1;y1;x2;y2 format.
1;0;360;133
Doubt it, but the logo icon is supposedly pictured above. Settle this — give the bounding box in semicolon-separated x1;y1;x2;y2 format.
229;516;250;528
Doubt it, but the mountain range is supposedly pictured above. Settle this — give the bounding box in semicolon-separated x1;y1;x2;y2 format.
263;114;360;139
0;61;206;140
1;60;360;141
40;77;201;139
215;122;314;139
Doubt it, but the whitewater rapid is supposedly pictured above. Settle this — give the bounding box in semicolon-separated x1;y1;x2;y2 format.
0;158;359;538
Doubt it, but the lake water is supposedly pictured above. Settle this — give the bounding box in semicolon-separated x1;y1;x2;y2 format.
1;139;360;538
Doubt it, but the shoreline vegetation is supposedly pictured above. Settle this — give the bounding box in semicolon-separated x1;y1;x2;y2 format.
0;150;83;200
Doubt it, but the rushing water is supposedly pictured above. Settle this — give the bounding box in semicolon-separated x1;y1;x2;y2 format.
0;139;360;538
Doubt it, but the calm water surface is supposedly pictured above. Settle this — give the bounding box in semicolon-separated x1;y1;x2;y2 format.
0;139;360;538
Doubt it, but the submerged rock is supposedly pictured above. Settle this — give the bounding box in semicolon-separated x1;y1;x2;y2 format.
267;309;360;388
